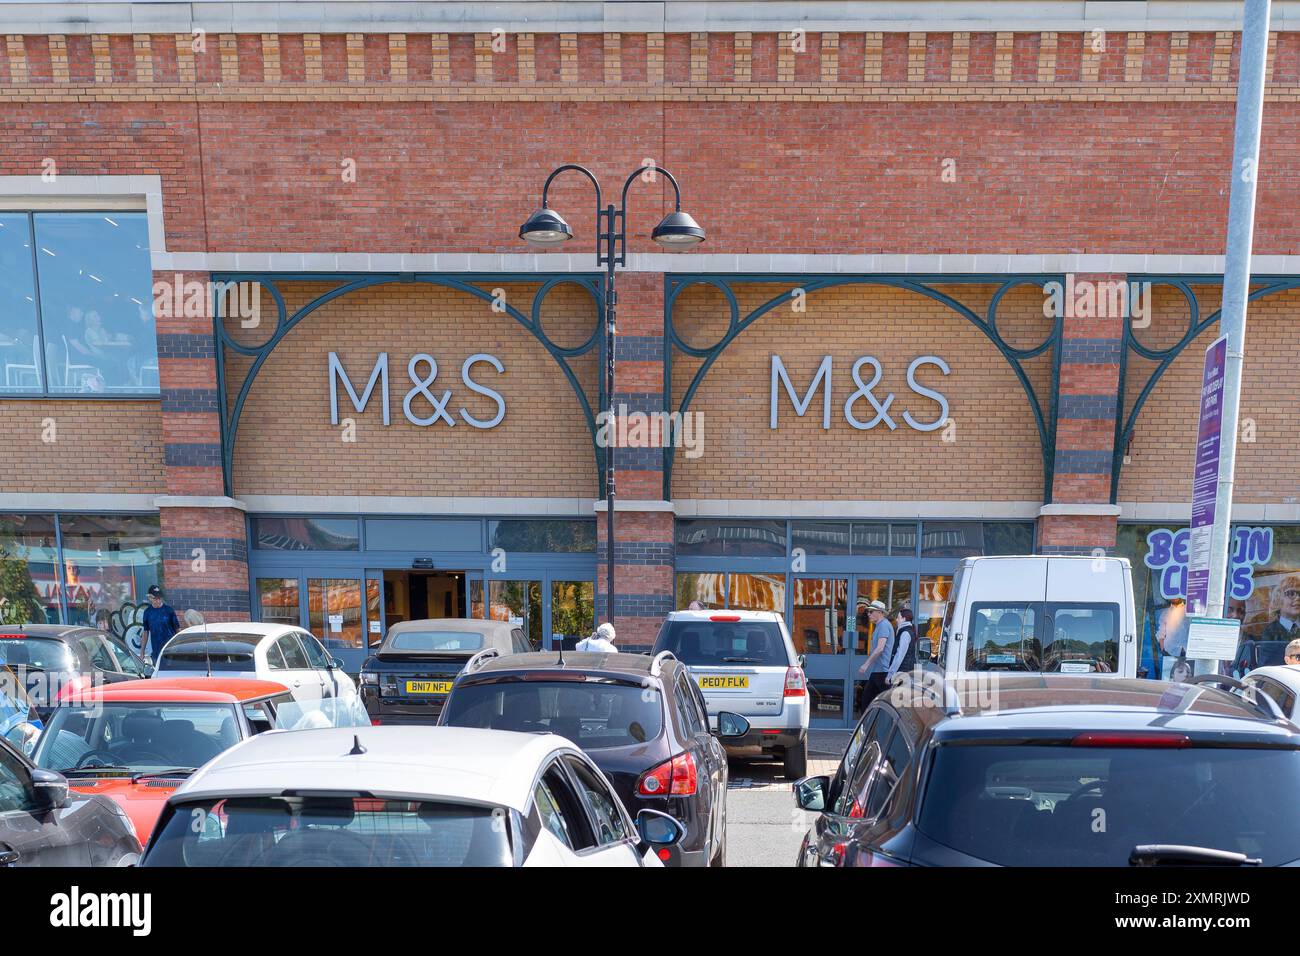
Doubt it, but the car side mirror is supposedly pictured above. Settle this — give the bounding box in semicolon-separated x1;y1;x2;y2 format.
793;774;829;812
635;808;685;848
30;767;69;811
327;657;343;670
715;711;750;739
917;638;933;660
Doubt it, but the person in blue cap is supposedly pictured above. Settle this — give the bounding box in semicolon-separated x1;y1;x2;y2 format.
141;585;181;662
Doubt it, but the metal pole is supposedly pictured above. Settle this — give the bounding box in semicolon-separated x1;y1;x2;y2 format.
603;205;618;629
1206;0;1271;623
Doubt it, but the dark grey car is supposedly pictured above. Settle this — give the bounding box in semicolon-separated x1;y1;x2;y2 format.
0;733;141;867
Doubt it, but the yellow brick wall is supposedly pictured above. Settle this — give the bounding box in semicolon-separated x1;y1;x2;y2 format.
1119;285;1300;504
0;400;164;493
224;281;600;498
669;282;1050;500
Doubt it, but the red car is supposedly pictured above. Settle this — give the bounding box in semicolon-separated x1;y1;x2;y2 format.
30;677;295;845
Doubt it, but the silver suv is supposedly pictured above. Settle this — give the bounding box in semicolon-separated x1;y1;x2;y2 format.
651;609;810;778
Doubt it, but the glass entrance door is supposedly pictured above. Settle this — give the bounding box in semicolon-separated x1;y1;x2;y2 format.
791;577;850;725
306;577;370;674
851;577;915;720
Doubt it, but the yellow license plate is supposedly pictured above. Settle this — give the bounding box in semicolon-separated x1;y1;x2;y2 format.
405;680;453;695
698;675;749;690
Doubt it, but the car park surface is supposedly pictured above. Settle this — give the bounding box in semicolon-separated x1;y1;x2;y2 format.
795;674;1300;867
141;725;685;867
440;649;746;866
360;618;526;725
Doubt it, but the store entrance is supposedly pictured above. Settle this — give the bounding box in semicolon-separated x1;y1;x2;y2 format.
381;570;467;627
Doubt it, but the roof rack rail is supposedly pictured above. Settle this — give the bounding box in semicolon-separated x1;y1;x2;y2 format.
464;647;501;674
1186;673;1286;722
650;650;677;678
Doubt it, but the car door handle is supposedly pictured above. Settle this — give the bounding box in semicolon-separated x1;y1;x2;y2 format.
292;680;302;687
0;845;19;866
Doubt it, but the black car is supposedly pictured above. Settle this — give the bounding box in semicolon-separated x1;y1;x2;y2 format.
439;649;749;866
0;624;151;719
794;673;1300;866
0;732;141;866
360;619;528;725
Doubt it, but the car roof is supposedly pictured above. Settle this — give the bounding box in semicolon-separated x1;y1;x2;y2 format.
385;618;516;636
471;650;674;682
898;674;1300;742
171;623;298;640
1245;665;1300;688
171;726;572;811
69;677;291;704
663;609;783;622
0;624;95;641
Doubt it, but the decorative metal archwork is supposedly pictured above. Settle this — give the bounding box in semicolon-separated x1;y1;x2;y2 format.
1112;275;1300;503
212;272;606;498
663;274;1065;503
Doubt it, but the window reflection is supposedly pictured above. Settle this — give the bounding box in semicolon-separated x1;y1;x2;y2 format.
33;213;156;394
258;578;300;628
792;578;848;656
676;572;724;609
0;214;41;393
308;578;363;650
728;573;786;613
551;581;595;646
489;580;542;648
0;514;60;624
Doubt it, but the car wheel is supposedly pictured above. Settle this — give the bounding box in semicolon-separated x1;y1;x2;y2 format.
782;738;808;779
710;839;726;867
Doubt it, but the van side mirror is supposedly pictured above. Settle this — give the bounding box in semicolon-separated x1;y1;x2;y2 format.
792;775;829;812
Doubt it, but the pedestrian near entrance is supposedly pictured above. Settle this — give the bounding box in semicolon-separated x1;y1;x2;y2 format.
1285;638;1300;666
576;621;618;653
141;585;181;662
886;608;918;683
857;601;894;706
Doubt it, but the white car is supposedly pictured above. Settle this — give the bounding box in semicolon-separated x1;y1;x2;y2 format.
650;609;811;778
139;726;684;867
154;623;357;705
1240;665;1300;722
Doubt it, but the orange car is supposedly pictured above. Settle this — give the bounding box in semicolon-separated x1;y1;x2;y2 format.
29;677;295;845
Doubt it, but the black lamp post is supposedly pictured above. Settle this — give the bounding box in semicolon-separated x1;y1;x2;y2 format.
519;165;705;637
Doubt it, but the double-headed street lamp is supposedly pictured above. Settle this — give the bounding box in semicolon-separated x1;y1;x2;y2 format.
519;164;705;636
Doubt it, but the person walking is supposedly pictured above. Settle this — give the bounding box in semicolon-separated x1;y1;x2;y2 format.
576;621;618;653
885;607;918;684
856;600;895;706
141;585;181;662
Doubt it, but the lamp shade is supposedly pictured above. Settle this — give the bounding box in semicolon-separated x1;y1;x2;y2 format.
651;210;706;248
519;207;573;246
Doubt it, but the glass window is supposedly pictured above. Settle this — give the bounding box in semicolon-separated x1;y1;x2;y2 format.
809;679;845;722
0;636;75;672
551;581;594;647
727;572;786;613
983;522;1034;555
653;618;790;667
792;578;848;656
890;523;918;556
264;640;287;671
257;578;300;627
34;213;155;394
565;756;628;846
0;743;36;813
254;517;359;551
156;633;258;672
854;578;913;655
299;633;330;670
0;514;60;624
965;601;1120;673
920;521;982;558
388;630;484;653
850;523;889;556
0;213;42;394
533;777;575;850
967;603;1039;671
488;520;596;553
791;521;850;556
277;635;310;669
845;710;895;818
675;519;786;557
489;580;542;649
35;701;240;773
308;579;363;650
676;572;724;610
58;514;162;630
916;575;952;656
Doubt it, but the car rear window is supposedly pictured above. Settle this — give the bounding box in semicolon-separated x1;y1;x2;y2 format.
442;680;663;749
0;637;74;671
386;631;485;653
653;619;789;667
966;602;1118;673
144;796;512;867
917;744;1300;866
157;634;257;671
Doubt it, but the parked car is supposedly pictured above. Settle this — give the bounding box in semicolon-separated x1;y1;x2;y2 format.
440;648;748;866
155;623;357;704
0;732;140;866
0;623;150;718
360;619;527;725
793;673;1300;866
141;725;685;867
933;556;1138;678
1239;665;1300;721
0;665;42;756
651;609;810;778
31;677;315;845
1231;639;1289;677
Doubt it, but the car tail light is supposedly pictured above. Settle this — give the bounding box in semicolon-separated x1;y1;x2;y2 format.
656;848;672;862
370;719;382;726
1071;732;1190;748
784;666;806;698
637;752;697;797
710;614;741;622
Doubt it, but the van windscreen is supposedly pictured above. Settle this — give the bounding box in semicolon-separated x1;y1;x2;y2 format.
653;620;788;667
966;602;1118;673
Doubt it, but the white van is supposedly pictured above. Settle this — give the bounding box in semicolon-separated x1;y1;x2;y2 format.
930;556;1138;678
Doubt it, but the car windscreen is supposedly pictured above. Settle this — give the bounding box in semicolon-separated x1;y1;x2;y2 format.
0;637;74;672
442;679;663;749
653;620;789;666
917;743;1300;866
965;602;1119;673
34;701;240;774
144;796;512;867
271;695;371;731
385;631;485;653
156;634;257;671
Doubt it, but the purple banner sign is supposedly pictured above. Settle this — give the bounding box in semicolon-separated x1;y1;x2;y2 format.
1186;335;1228;615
